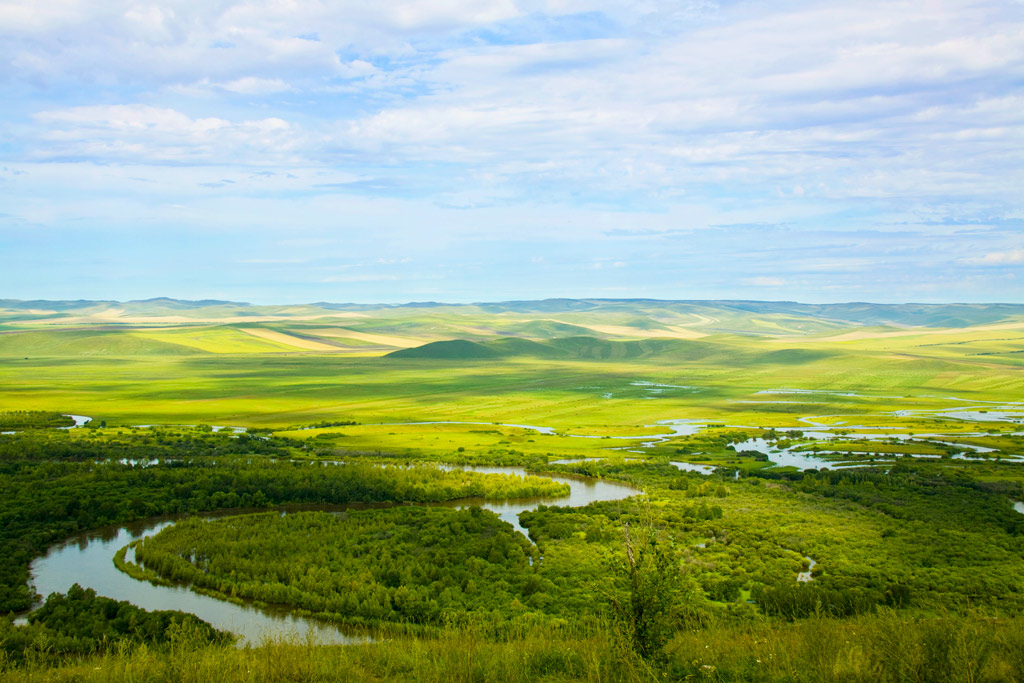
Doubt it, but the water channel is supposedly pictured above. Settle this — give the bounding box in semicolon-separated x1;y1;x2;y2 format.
23;465;640;646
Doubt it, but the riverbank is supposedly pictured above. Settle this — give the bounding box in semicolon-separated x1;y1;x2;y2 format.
23;465;639;645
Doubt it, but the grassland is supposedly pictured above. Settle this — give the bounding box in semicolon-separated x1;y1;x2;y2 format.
2;297;1013;457
2;298;1024;680
1;299;1022;454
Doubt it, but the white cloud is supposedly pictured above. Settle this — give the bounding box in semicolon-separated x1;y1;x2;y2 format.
303;1;1023;202
0;0;523;86
238;258;309;264
220;77;292;94
321;274;400;283
966;249;1024;265
32;104;301;163
4;0;1024;274
743;277;787;287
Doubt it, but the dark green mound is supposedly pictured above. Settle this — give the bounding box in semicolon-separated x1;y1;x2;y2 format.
386;336;725;361
387;339;500;359
21;584;232;655
753;349;839;365
500;320;594;337
386;336;858;367
486;337;568;358
545;336;685;360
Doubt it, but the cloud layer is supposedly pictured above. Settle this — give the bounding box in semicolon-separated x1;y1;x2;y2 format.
1;0;1022;302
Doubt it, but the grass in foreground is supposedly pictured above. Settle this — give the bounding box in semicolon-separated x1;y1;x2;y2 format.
5;611;1024;683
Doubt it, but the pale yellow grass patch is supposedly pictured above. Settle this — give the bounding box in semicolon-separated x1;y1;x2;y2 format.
239;328;344;351
303;328;424;348
685;313;718;326
27;312;369;325
577;323;707;340
662;325;709;339
773;321;1024;343
521;318;706;339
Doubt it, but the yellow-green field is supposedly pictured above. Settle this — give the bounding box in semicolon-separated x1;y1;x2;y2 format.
1;299;1022;443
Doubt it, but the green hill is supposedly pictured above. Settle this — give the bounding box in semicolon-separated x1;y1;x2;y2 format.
5;298;1024;347
386;339;500;359
386;336;729;362
0;330;207;357
499;320;594;338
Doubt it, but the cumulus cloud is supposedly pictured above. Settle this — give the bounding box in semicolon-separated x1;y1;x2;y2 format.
5;0;1021;204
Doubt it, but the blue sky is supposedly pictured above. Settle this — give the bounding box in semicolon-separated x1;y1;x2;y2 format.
1;0;1022;304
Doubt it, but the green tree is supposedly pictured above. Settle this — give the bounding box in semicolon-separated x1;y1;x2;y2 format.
610;516;680;661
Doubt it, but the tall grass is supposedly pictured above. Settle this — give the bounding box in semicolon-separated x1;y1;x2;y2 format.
0;621;655;683
7;611;1024;682
665;608;1024;682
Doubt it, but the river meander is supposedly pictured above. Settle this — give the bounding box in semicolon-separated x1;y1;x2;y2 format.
16;403;1022;644
23;466;640;646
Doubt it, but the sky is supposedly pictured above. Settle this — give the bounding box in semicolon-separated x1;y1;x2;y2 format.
1;0;1023;304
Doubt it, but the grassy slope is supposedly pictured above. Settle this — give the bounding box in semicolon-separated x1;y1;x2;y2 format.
0;299;1020;431
0;330;207;357
0;337;1020;430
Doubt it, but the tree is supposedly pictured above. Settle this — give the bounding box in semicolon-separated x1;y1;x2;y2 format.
610;513;680;661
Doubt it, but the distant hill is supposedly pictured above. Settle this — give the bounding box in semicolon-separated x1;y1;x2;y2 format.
710;301;1024;328
128;297;245;308
0;299;116;311
498;320;594;338
0;329;207;357
387;339;500;359
5;297;1024;329
386;336;722;361
476;299;604;313
4;299;1024;355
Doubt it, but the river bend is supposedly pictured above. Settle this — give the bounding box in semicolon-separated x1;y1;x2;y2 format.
24;465;639;645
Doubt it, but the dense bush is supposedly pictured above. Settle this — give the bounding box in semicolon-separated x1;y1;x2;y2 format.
0;584;229;663
0;431;565;613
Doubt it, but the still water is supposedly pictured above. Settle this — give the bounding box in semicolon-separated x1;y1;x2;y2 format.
25;466;639;646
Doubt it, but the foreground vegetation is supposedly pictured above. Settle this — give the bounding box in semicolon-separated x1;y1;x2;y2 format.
0;430;565;613
1;585;230;665
3;425;1024;680
7;611;1024;682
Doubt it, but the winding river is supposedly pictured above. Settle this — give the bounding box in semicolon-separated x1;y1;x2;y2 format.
15;401;1021;644
23;465;639;646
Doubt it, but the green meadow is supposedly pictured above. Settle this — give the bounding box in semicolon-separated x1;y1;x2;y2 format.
2;299;1023;433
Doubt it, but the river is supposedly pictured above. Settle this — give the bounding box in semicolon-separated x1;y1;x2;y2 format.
23;465;639;646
